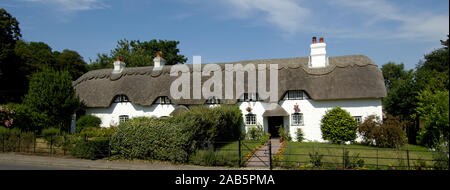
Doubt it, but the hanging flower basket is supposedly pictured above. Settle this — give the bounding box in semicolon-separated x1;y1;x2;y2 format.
294;104;300;113
246;106;252;112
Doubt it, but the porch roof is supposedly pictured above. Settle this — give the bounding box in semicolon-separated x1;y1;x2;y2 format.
262;104;289;117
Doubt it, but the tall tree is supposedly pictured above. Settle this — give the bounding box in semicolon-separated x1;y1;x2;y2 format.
54;49;88;80
88;39;187;70
0;8;23;103
22;68;79;132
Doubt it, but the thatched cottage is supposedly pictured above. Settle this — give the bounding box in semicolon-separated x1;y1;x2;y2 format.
73;37;386;142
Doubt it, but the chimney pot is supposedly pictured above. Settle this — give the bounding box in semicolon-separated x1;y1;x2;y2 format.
319;37;324;43
312;36;317;44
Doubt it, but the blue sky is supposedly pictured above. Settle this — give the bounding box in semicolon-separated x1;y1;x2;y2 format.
1;0;449;69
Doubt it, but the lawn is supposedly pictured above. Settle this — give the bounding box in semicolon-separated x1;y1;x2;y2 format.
280;142;439;169
188;140;265;167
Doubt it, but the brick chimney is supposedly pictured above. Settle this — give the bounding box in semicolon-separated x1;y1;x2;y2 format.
112;56;126;74
309;36;328;68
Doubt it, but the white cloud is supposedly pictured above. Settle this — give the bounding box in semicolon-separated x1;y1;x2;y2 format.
330;0;449;42
23;0;109;11
217;0;448;41
223;0;310;34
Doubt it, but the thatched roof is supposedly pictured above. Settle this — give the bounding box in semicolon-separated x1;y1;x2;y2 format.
74;55;386;108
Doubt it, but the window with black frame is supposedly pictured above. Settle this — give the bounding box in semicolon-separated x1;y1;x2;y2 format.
113;94;130;103
239;93;261;102
119;115;129;123
245;114;256;125
206;96;221;104
286;90;304;100
155;96;171;105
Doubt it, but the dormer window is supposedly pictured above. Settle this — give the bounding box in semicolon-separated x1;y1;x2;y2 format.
206;96;221;104
113;94;130;103
239;93;261;102
284;90;307;100
155;96;171;105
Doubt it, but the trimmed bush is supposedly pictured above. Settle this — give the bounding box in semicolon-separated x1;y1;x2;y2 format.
76;115;102;133
320;107;357;144
357;115;406;148
174;105;243;145
71;138;109;160
80;126;117;138
111;117;193;163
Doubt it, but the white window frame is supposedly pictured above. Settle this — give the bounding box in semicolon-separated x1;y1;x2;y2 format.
353;116;362;125
292;113;304;126
245;114;256;125
119;115;129;123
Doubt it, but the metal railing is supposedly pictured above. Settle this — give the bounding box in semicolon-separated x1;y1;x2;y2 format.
1;133;447;170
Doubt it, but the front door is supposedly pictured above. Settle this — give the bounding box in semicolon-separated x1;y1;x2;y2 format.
268;116;283;138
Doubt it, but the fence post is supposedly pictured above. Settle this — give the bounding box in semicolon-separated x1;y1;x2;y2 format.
63;135;66;156
376;149;379;169
268;140;272;170
238;138;241;168
343;148;346;170
33;132;36;153
18;134;21;152
406;149;410;170
50;135;53;155
108;135;112;158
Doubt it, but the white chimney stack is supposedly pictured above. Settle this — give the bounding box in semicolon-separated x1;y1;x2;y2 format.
112;57;126;74
153;51;166;70
309;36;328;68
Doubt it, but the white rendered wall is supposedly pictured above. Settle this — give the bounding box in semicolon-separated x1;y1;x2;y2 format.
280;98;383;142
86;102;175;127
239;101;267;133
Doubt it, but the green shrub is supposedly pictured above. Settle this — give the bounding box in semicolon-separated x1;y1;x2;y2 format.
71;137;109;160
174;105;242;145
246;125;269;144
76;115;102;133
111;117;193;163
296;128;305;142
41;127;62;149
309;151;324;168
0;127;20;151
278;126;291;142
19;131;34;152
320;107;357;144
343;150;365;169
79;126;117;138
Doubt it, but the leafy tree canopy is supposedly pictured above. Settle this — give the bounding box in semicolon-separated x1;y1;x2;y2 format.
88;39;187;70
